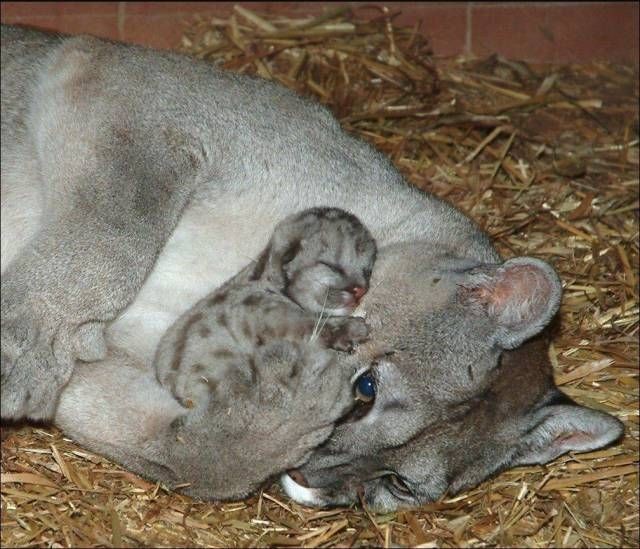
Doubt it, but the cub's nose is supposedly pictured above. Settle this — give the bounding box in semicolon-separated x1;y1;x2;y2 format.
349;286;367;303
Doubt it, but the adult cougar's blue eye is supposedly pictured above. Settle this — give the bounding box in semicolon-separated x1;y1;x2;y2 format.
354;371;376;402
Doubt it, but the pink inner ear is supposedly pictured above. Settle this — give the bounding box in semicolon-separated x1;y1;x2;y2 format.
554;431;592;448
487;264;552;325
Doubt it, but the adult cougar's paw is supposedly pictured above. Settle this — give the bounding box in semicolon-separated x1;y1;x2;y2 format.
72;321;107;363
1;317;75;420
254;341;354;468
322;317;370;352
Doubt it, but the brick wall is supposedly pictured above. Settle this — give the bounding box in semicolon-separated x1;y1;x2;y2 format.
1;2;638;64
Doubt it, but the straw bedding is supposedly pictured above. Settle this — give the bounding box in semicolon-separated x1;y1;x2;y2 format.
1;6;638;547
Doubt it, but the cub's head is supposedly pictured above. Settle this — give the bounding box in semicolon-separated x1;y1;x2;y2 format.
282;243;624;510
253;207;377;316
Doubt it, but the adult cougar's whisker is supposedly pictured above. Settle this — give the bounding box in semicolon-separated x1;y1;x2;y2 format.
367;277;385;296
239;254;259;264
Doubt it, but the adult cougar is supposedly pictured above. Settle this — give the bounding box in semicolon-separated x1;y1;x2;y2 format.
1;25;623;510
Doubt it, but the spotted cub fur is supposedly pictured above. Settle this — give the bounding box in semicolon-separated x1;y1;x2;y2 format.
154;207;376;409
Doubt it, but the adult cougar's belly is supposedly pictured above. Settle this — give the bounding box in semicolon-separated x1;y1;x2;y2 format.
0;187;280;366
107;196;286;366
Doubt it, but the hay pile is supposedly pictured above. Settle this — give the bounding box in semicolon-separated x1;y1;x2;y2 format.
2;6;638;547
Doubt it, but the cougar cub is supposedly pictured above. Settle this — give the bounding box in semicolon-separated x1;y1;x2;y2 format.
252;207;377;316
155;207;377;409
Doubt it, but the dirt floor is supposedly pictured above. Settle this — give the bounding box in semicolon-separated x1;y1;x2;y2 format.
2;7;638;548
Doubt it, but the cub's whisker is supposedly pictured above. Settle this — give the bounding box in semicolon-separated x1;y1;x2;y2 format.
310;290;330;343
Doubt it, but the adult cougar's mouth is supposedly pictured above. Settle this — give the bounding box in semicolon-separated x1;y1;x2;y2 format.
280;472;326;507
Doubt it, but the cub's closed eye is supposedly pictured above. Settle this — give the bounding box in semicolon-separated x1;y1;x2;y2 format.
318;261;346;276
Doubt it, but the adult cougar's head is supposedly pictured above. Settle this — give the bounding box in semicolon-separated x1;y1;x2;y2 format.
282;243;624;510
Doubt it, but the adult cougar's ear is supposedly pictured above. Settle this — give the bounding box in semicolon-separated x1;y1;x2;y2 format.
458;257;562;349
512;396;625;465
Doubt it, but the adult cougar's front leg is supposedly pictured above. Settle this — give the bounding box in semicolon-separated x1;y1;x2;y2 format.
55;341;357;502
1;36;203;420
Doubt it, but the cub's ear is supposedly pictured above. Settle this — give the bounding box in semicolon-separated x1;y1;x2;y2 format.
458;257;562;349
254;215;307;283
512;398;624;466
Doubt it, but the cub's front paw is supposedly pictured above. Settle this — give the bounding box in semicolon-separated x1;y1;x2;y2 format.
1;319;75;420
323;317;370;352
